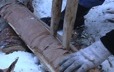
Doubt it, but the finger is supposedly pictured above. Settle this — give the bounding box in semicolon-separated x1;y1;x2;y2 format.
59;56;70;66
106;8;114;14
76;64;89;72
59;57;76;72
64;60;82;72
59;53;76;66
105;14;114;23
107;19;114;23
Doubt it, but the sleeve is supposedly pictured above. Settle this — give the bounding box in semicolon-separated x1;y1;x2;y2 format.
101;30;114;55
79;0;105;8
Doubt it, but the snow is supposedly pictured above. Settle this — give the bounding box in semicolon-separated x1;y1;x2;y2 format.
33;0;66;18
0;51;44;72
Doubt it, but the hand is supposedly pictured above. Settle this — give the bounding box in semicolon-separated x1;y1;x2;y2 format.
59;41;111;72
102;2;114;23
104;9;114;23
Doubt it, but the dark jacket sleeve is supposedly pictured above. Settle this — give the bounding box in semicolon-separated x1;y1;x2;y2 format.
101;30;114;55
79;0;105;8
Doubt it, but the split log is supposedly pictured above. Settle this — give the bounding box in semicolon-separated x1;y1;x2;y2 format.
63;0;78;49
51;0;62;36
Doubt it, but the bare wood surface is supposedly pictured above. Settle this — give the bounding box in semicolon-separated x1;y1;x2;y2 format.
63;0;78;49
51;0;62;36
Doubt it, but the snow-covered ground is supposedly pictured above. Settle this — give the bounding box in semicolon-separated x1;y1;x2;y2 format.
0;51;44;72
33;0;66;18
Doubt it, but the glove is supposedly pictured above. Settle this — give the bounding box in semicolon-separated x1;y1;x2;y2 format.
102;2;114;23
104;9;114;23
59;40;111;72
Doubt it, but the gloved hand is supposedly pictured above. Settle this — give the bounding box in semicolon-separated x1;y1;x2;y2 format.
59;41;111;72
102;2;114;23
105;9;114;23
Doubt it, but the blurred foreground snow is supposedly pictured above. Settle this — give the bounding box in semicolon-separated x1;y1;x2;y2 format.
0;51;44;72
33;0;66;18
